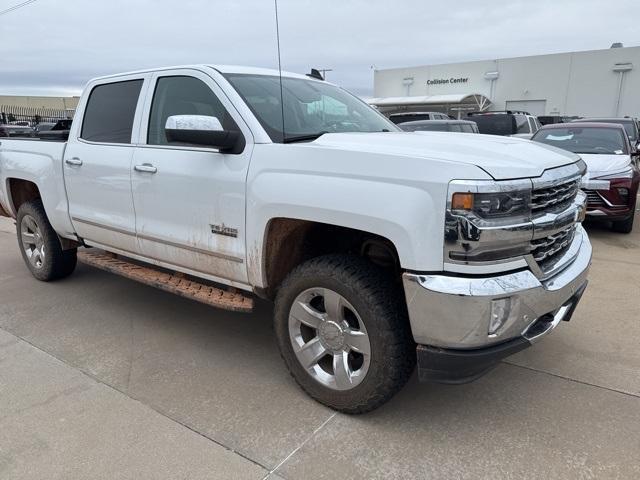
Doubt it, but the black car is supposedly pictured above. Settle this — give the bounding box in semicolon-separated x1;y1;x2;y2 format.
399;119;479;133
388;111;451;124
538;115;579;126
35;119;73;141
467;110;541;137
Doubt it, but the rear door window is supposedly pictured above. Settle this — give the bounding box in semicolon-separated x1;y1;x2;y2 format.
81;80;143;143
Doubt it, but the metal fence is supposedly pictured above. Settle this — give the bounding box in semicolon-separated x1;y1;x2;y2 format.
0;105;74;126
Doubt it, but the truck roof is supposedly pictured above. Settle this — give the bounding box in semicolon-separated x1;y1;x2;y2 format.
89;64;322;84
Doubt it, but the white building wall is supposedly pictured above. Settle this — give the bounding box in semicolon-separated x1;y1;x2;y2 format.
374;46;640;117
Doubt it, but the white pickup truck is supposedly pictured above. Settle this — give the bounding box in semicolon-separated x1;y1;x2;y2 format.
0;65;592;413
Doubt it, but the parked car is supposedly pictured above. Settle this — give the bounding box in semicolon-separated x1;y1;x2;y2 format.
538;115;579;126
398;119;479;133
0;124;35;138
35;119;73;141
468;110;541;138
571;117;639;150
531;122;639;233
34;122;58;133
388;111;451;124
0;65;591;413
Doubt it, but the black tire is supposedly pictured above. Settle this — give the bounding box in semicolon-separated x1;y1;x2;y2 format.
612;208;635;233
274;254;415;414
16;200;77;281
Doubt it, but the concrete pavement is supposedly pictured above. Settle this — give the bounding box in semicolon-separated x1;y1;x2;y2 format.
0;213;639;479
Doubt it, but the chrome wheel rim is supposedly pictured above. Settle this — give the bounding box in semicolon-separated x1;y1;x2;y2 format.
288;288;371;391
20;214;45;269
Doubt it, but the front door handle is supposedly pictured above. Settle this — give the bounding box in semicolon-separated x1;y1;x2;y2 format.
65;157;83;166
134;164;157;174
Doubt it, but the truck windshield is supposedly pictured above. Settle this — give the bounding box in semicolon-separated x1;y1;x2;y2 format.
223;73;398;143
532;127;628;155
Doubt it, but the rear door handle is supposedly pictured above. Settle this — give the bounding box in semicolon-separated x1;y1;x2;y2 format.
65;157;83;166
134;164;157;174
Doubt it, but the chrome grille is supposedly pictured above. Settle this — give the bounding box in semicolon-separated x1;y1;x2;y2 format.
530;226;576;263
531;179;580;214
584;189;605;207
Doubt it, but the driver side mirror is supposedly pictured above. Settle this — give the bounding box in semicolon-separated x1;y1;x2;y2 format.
164;115;244;154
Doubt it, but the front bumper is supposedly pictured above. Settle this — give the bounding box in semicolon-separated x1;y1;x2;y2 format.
584;174;640;220
403;225;592;383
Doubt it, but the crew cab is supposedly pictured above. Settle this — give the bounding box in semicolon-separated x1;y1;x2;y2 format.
532;122;639;233
0;65;591;413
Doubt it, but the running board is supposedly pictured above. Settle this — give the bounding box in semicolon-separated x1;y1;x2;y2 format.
78;251;253;313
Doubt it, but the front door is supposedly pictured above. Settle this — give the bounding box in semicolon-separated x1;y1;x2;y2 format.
65;77;147;253
131;70;253;285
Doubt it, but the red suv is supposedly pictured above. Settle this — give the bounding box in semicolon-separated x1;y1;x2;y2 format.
531;122;639;233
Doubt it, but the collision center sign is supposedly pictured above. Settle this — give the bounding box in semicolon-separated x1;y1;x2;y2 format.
427;77;469;85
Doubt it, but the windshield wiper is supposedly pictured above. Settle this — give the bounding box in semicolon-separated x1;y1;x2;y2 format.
282;132;328;143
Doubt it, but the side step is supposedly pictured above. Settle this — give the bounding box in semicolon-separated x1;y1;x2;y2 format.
78;250;254;313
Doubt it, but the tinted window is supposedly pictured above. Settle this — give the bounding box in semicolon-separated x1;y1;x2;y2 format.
605;121;635;141
390;114;431;124
399;122;447;132
532;127;628;155
573;119;638;141
148;76;237;146
469;114;515;135
81;80;143;143
460;124;476;133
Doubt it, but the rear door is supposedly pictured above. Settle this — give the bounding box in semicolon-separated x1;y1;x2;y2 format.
64;75;149;253
131;69;253;285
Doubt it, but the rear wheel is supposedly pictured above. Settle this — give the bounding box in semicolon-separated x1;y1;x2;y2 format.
16;200;77;281
274;254;415;414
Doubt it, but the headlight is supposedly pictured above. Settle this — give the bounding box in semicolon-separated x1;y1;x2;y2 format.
594;167;634;180
445;180;534;264
451;191;531;218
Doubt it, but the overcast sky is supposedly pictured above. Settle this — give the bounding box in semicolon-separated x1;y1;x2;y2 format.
1;0;639;97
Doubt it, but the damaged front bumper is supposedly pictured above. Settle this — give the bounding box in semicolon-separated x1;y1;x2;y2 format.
402;225;592;384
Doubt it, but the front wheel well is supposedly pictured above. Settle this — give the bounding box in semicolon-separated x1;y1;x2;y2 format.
261;218;401;299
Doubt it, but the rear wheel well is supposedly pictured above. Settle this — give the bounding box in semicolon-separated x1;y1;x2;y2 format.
262;218;401;299
7;179;77;250
8;179;41;214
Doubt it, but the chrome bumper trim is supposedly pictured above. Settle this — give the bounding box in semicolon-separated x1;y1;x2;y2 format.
403;225;591;349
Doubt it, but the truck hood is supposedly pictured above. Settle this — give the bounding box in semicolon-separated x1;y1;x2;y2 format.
310;132;579;180
578;153;631;178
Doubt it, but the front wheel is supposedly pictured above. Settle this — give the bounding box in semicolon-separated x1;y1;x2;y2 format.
16;200;77;281
612;207;635;233
274;254;415;414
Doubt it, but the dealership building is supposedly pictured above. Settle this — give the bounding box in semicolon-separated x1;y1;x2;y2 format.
370;44;640;119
